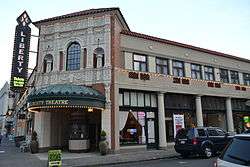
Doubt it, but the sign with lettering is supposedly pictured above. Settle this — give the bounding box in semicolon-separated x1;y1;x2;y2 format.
48;150;62;167
10;11;31;91
173;114;185;138
29;100;69;107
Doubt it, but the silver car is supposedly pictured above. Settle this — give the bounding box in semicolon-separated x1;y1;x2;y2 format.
215;134;250;167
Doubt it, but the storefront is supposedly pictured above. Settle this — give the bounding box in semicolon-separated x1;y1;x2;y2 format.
119;89;158;148
232;99;250;133
27;84;106;152
202;96;227;130
164;93;196;142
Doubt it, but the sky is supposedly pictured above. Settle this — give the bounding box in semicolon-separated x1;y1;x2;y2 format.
0;0;250;89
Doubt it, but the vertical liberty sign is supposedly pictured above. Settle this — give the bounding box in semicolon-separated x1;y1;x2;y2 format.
10;11;32;91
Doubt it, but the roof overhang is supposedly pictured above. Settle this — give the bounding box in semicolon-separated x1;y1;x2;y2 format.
27;84;106;112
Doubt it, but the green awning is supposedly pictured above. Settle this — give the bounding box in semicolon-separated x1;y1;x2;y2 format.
27;84;106;111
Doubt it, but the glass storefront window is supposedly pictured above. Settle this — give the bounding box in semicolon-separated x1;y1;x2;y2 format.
131;92;137;106
151;94;157;107
120;111;146;145
138;93;144;107
145;94;151;106
119;93;123;106
124;92;130;106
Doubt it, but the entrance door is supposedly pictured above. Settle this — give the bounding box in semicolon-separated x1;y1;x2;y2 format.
145;112;158;149
89;124;97;151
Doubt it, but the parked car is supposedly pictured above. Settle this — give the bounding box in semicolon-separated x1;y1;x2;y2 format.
174;127;232;158
242;129;250;134
215;134;250;167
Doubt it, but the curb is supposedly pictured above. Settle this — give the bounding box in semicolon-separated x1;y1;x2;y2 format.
68;154;180;167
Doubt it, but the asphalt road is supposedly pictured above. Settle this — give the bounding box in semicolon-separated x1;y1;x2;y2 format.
108;156;216;167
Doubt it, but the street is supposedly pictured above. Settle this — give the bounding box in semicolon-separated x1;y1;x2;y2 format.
109;156;216;167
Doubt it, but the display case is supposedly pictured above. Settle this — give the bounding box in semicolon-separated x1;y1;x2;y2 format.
68;113;90;152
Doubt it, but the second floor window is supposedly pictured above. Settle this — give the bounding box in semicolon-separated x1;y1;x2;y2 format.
204;66;214;81
66;42;81;71
243;73;250;86
220;69;229;83
156;58;168;75
173;60;184;77
133;54;147;72
191;64;202;79
230;71;239;84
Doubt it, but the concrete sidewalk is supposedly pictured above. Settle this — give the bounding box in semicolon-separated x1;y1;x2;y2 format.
0;136;179;167
35;146;178;167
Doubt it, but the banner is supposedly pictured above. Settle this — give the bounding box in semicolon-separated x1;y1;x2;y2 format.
173;114;185;138
10;11;31;91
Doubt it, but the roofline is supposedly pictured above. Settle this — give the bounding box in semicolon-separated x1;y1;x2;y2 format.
121;30;250;64
33;7;130;30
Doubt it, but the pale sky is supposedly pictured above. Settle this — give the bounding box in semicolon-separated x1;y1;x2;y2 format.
1;0;250;88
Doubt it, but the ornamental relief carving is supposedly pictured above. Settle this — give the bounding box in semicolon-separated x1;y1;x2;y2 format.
36;68;111;87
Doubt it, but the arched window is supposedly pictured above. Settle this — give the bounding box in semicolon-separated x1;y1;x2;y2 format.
43;54;53;73
66;42;81;71
93;47;105;68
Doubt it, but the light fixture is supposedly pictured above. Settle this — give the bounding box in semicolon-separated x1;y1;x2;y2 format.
88;108;93;112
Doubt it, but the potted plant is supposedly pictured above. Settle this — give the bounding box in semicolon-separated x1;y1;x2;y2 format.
99;130;108;155
30;131;39;154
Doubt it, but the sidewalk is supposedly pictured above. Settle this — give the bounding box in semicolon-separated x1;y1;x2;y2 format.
36;145;179;167
0;136;46;167
0;137;179;167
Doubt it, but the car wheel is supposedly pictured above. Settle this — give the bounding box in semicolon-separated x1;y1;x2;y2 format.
203;146;212;158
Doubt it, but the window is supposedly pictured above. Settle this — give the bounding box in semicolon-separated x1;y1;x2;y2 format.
66;42;81;71
43;54;53;73
216;129;226;136
220;137;250;166
207;129;219;136
243;73;250;86
197;129;206;137
156;58;168;75
120;111;146;145
119;91;157;108
191;64;202;79
231;71;239;84
133;54;147;72
173;60;184;77
93;47;105;68
220;69;229;83
204;66;214;81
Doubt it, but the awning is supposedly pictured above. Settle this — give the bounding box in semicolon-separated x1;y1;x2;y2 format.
27;84;106;112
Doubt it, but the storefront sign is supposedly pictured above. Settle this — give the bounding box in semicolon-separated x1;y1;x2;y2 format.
29;100;69;107
173;114;185;138
10;11;31;91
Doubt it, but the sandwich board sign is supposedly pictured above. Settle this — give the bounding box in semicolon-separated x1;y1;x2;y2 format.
48;150;62;167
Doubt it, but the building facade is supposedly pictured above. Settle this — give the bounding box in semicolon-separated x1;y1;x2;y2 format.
15;8;250;152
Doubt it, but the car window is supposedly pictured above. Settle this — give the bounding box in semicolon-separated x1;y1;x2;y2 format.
187;128;195;139
220;137;250;166
176;129;188;139
216;129;226;136
197;129;206;137
208;129;219;136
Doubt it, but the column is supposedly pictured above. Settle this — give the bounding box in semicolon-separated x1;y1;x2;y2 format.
226;97;234;133
158;92;167;148
102;84;111;148
195;95;204;127
169;59;173;75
